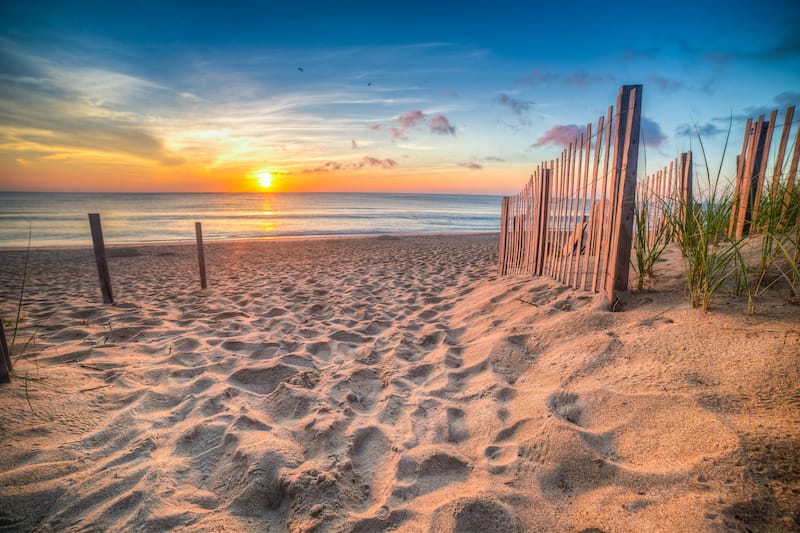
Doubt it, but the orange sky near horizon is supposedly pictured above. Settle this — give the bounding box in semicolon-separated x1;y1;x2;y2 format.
1;153;528;194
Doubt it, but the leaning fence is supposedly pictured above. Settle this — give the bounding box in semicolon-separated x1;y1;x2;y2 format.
729;105;799;238
498;85;643;305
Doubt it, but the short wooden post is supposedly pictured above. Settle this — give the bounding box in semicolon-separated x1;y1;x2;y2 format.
0;319;11;383
606;84;643;307
88;213;114;304
195;222;208;289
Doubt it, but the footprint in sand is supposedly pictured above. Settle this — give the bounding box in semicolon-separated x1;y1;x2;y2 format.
445;347;464;369
391;446;473;501
348;425;391;506
430;494;524;533
229;363;299;395
483;444;517;474
404;363;435;385
330;368;382;412
446;407;469;443
264;383;317;421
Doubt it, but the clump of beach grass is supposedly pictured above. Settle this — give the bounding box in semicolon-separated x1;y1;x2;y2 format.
632;184;673;290
670;120;747;313
668;117;800;313
741;176;800;312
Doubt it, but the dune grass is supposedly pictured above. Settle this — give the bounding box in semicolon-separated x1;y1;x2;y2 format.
662;119;799;313
632;187;673;290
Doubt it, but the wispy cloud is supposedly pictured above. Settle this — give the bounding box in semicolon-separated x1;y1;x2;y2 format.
389;110;425;138
755;28;800;60
624;22;800;67
370;110;457;139
675;122;725;137
517;69;614;88
532;124;580;147
458;162;482;170
775;91;800;106
0;49;186;165
711;91;799;124
484;156;505;162
640;117;667;149
396;110;425;129
430;114;456;135
300;156;398;173
650;75;715;95
496;93;533;127
496;93;532;115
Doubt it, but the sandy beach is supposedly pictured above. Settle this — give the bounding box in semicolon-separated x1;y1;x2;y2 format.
1;233;798;532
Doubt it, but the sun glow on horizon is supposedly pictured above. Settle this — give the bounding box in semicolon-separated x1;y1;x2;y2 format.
256;171;274;189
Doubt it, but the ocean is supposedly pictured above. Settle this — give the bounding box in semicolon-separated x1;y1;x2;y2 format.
0;192;502;248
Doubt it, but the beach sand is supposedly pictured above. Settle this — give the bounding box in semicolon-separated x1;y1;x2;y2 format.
1;233;798;532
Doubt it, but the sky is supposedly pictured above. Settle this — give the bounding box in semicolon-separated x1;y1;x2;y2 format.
1;0;798;194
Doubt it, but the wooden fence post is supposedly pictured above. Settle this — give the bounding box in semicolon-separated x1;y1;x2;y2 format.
195;222;208;289
0;319;11;383
735;117;770;237
88;213;114;304
729;121;752;238
535;168;551;276
681;151;693;211
771;106;795;200
606;84;643;307
784;117;800;221
751;111;777;223
498;197;508;276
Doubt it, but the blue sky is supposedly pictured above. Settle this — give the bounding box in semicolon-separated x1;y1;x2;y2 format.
1;0;798;193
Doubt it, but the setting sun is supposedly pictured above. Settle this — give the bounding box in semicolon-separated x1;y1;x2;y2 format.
256;171;273;189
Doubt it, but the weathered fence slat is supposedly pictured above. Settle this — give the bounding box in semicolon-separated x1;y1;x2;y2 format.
574;123;592;289
784;117;800;221
582;114;604;290
729;118;753;237
733;115;768;238
751;110;777;222
606;85;643;305
771;106;795;199
592;107;614;293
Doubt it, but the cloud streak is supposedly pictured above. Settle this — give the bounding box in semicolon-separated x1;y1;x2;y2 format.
430;114;456;135
497;93;533;127
532;124;580;147
640;117;667;149
517;69;614;88
370;110;457;139
301;156;398;173
675;122;725;137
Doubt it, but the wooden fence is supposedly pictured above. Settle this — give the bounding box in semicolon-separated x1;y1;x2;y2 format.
729;105;799;238
498;85;643;306
635;151;693;250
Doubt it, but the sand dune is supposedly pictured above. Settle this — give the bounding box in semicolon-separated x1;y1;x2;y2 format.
1;234;798;531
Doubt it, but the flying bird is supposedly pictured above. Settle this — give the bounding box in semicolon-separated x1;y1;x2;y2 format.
298;67;304;73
